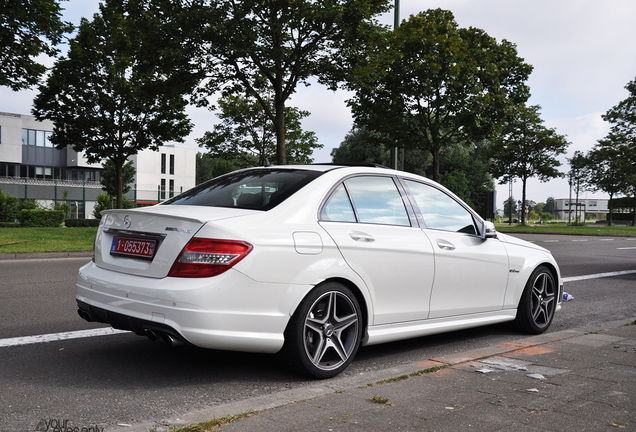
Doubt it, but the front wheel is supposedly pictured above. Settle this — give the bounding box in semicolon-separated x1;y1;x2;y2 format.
514;266;557;334
283;282;363;379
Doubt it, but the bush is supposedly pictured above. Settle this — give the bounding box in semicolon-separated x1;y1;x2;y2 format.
0;222;20;228
19;209;66;227
0;190;20;222
65;218;101;227
93;192;135;219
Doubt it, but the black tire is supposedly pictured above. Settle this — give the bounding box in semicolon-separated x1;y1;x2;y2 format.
283;282;363;379
514;265;557;334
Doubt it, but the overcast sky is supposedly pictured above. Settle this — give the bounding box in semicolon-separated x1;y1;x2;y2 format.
2;0;635;207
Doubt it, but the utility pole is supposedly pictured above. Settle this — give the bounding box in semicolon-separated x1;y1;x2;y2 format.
390;0;402;170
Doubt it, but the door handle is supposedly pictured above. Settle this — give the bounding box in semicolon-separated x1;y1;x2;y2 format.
436;239;455;250
349;231;375;242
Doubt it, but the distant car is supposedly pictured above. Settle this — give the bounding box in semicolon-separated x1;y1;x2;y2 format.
77;164;562;378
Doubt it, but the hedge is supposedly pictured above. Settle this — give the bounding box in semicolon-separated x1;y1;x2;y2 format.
65;218;101;227
19;209;66;227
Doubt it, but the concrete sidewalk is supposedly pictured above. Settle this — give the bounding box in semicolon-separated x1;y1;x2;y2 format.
138;318;636;432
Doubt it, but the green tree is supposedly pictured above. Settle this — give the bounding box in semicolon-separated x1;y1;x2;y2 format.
347;9;532;183
438;140;494;211
330;125;430;175
489;104;569;225
0;0;73;90
197;94;322;167
191;0;390;165
0;189;20;222
503;196;517;222
599;76;636;225
32;0;194;209
195;153;238;185
584;142;624;225
100;159;136;198
93;192;134;219
544;196;556;216
331;125;390;166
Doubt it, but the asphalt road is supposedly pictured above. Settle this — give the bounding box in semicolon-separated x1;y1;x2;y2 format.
1;234;635;431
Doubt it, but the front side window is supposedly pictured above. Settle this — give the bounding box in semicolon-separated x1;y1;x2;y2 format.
321;176;410;227
404;180;477;235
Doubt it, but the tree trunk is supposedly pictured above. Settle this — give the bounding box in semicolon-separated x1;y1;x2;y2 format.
115;160;123;209
431;145;440;183
274;98;286;165
521;177;527;225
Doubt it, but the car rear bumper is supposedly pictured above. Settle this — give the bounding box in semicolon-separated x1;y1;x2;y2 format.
76;262;313;353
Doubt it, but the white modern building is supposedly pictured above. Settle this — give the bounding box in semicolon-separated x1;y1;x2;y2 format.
0;111;196;217
554;198;609;221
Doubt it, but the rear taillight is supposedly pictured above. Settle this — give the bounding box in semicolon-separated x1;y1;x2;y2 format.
168;238;253;278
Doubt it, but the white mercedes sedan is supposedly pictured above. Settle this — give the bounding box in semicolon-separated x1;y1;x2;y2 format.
76;164;562;378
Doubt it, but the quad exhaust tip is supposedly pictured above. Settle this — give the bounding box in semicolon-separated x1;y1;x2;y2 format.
144;329;174;345
77;309;93;322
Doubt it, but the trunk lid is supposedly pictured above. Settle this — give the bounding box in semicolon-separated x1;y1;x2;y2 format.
95;205;253;278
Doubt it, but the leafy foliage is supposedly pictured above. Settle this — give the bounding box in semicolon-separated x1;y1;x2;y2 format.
195;153;237;185
0;190;40;222
592;76;636;225
0;0;73;90
19;209;65;227
347;9;532;183
100;159;136;197
32;0;195;208
92;192;134;219
197;94;321;167
189;0;390;164
488;104;569;224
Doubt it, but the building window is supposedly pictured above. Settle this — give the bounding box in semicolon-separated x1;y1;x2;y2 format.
160;178;166;200
161;153;166;174
22;128;53;146
36;130;45;146
170;154;175;175
45;131;53;147
169;179;174;198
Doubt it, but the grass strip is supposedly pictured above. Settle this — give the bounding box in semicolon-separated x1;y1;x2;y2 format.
0;227;97;253
160;411;260;432
496;224;636;236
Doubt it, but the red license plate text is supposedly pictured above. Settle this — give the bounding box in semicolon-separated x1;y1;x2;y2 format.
111;237;156;258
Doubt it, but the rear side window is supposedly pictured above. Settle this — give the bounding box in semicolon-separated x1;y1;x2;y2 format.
321;176;410;227
164;169;323;210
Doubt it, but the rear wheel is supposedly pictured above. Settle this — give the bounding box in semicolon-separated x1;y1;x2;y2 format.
283;282;362;379
514;266;557;334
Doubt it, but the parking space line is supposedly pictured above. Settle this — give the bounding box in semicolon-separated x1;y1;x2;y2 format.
0;327;129;348
563;270;636;283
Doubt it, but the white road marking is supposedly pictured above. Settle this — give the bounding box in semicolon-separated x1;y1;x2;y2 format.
0;327;129;348
5;268;636;348
617;247;636;250
563;270;636;283
571;239;589;242
544;240;560;243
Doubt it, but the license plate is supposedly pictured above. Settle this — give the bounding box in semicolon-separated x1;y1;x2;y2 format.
111;237;156;258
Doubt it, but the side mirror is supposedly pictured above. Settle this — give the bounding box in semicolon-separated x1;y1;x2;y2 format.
482;221;497;239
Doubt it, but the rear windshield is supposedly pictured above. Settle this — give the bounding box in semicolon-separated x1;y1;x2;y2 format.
163;168;324;210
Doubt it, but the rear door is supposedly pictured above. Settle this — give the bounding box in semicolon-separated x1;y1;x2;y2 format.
319;175;435;325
